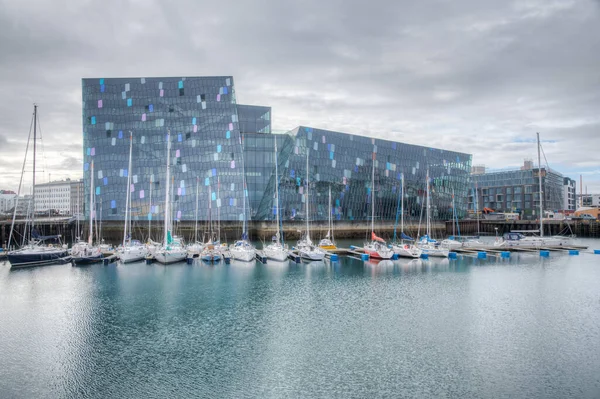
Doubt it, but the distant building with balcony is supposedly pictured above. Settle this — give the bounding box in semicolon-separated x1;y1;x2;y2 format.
563;177;576;211
470;160;569;220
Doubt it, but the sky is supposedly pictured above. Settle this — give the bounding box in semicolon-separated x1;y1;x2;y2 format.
1;0;599;195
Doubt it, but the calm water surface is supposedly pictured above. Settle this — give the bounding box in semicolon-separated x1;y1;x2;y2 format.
1;239;600;398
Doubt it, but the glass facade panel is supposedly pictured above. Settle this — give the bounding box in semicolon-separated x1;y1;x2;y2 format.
253;127;472;222
83;76;247;222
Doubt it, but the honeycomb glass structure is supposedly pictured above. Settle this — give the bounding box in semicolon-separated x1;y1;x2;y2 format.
83;77;472;224
82;76;262;223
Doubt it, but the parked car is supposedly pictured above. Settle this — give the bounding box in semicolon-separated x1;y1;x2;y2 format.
580;214;597;220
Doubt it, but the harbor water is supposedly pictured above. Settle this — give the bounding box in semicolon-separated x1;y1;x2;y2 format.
1;239;600;398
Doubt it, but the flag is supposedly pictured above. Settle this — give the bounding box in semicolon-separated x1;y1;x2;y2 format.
371;231;385;243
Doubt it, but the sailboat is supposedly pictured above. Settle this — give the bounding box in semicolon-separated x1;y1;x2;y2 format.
118;132;149;263
495;133;573;248
391;173;422;258
154;130;187;264
145;175;160;258
186;177;204;258
295;148;325;261
72;161;104;264
363;151;394;260
230;162;256;262
318;186;337;250
263;138;289;262
417;169;449;258
440;189;464;250
200;185;222;263
7;105;70;268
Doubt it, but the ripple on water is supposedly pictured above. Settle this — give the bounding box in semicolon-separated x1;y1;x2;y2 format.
1;246;600;398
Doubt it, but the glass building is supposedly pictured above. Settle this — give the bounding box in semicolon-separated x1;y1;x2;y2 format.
82;76;268;223
83;76;472;223
470;161;567;219
245;127;472;223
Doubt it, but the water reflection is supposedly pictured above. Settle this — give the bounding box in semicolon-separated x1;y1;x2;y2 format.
2;240;600;398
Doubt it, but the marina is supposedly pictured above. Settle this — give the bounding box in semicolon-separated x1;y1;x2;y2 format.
2;238;600;398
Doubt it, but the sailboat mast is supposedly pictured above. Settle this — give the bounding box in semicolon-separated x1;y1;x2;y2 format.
305;148;310;242
32;104;37;234
89;161;94;245
452;188;456;237
195;177;199;243
163;130;171;246
148;176;152;242
76;181;80;240
242;177;246;237
328;185;332;240
371;152;375;234
537;132;544;237
401;173;404;238
274;139;281;242
123;132;133;247
208;186;212;242
217;177;221;242
426;169;431;237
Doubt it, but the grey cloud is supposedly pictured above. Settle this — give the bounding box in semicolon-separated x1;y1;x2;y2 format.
0;0;599;191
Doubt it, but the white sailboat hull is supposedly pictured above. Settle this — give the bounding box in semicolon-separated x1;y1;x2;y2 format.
392;244;422;259
419;245;449;257
299;248;325;261
264;244;288;262
154;248;187;264
118;245;149;263
230;247;256;262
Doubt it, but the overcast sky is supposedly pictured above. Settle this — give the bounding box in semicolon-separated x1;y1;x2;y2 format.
1;0;599;195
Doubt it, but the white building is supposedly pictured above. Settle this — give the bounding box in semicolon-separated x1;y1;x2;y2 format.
0;191;17;214
70;179;84;216
34;180;73;215
579;194;600;207
563;177;576;211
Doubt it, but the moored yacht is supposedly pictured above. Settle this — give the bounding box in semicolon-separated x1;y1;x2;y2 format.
263;139;289;262
296;148;325;261
154;130;186;265
363;149;393;260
